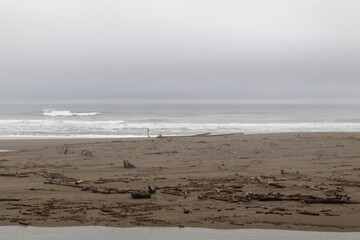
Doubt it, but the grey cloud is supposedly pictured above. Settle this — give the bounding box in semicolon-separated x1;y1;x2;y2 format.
0;0;360;103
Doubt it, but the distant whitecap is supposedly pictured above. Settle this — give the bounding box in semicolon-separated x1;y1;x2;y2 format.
42;110;100;117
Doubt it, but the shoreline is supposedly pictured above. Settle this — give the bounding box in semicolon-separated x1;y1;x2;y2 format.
1;132;360;231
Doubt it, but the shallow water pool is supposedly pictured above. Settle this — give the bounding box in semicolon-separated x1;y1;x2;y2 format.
0;227;359;240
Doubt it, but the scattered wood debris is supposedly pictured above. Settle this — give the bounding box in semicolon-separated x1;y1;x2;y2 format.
330;178;360;187
198;191;358;204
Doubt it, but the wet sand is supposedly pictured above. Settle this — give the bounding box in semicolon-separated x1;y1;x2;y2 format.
1;133;360;231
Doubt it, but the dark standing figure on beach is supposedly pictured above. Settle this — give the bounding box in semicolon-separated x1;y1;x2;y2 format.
147;129;150;138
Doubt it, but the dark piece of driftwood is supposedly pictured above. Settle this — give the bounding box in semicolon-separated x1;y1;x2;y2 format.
123;160;135;169
145;151;178;155
130;186;156;199
268;182;285;188
256;193;358;204
198;191;359;204
131;192;151;199
148;185;156;194
0;198;20;201
183;208;191;214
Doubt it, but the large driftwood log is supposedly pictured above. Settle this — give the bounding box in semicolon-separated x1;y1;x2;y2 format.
131;192;151;199
198;191;359;204
0;198;20;201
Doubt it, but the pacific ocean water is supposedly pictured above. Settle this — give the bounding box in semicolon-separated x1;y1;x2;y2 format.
1;104;360;140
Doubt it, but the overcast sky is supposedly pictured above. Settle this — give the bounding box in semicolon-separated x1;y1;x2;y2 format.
0;0;360;103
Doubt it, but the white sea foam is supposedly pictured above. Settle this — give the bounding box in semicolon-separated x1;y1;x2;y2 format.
1;119;360;139
1;104;360;139
0;149;13;152
42;110;100;117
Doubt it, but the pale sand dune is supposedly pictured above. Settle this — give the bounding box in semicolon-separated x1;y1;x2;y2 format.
1;133;360;231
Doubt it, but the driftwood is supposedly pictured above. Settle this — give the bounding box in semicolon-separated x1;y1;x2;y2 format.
268;182;285;188
44;179;156;197
162;188;184;196
131;192;151;199
0;198;20;201
81;150;94;157
183;208;191;214
255;193;358;204
330;179;360;187
297;210;319;216
44;180;84;189
94;177;130;184
0;173;28;178
145;151;178;155
131;186;156;199
123;160;135;169
198;192;358;204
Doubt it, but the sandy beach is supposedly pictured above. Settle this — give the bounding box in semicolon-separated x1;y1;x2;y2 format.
1;132;360;231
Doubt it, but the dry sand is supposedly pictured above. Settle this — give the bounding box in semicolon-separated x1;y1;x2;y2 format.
1;133;360;231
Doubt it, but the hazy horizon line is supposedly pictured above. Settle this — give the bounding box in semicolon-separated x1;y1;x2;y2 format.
1;99;360;105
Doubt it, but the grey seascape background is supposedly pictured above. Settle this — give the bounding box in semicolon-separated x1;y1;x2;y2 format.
1;0;360;238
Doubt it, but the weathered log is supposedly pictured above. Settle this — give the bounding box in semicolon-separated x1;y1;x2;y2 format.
94;177;130;184
198;191;358;204
146;151;178;155
329;179;360;187
131;191;151;199
297;210;319;216
268;182;285;188
0;198;20;201
256;193;358;204
0;173;28;178
161;188;183;196
44;180;84;189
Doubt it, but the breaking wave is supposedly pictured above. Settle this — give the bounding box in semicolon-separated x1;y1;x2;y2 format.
42;110;100;117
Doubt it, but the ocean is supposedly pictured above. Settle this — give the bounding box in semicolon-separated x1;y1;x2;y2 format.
1;104;360;140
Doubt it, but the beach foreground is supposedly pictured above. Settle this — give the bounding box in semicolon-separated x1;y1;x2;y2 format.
1;133;360;231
